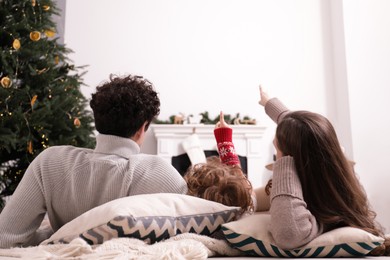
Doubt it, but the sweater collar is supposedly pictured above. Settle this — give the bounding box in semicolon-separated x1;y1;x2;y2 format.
94;134;140;158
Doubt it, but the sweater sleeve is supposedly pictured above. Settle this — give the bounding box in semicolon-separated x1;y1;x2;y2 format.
269;156;322;249
0;150;49;248
214;127;240;166
264;97;290;124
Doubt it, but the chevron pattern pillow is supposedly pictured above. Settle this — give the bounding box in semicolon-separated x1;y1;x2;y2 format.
222;213;384;257
42;193;240;245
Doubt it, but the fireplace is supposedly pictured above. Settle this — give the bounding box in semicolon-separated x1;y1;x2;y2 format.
151;124;266;186
171;150;248;176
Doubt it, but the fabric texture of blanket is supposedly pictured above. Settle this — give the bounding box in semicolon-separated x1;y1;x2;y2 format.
0;233;243;259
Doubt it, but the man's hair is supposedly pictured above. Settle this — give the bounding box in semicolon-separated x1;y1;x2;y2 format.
90;74;160;137
184;156;253;214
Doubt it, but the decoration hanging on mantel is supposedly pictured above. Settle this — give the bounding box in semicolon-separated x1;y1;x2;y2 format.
153;111;256;125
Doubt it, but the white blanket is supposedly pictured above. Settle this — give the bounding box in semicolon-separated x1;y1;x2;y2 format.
0;233;244;259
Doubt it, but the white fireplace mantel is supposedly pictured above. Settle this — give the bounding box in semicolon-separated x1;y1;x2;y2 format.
151;124;267;185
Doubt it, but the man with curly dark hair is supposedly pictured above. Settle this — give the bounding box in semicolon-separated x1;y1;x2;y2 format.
0;74;188;248
90;75;160;139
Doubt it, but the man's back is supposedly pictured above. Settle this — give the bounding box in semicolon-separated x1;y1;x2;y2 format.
0;134;188;248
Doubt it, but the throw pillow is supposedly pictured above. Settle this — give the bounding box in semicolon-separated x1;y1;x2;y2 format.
222;213;384;257
42;193;240;245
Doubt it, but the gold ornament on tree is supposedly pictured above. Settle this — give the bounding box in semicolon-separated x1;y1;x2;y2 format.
31;0;36;6
42;5;50;11
73;117;81;128
30;31;41;41
13;39;21;50
31;95;38;109
44;29;56;38
27;140;33;154
1;76;12;88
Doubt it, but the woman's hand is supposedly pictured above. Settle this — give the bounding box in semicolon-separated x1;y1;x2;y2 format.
215;111;230;129
258;85;270;107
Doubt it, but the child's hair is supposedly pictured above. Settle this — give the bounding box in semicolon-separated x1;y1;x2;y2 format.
184;156;253;214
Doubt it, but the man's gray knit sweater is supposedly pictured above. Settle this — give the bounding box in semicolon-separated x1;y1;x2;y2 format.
0;134;188;248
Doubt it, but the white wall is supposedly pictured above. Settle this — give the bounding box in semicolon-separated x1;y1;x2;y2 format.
64;0;329;182
63;0;330;122
342;0;390;233
64;0;390;232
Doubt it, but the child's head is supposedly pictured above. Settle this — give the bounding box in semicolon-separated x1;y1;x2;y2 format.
184;156;253;214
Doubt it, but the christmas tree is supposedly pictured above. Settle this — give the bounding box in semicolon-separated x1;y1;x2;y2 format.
0;0;96;208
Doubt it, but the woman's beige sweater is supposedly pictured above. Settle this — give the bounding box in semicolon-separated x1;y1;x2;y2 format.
265;98;322;249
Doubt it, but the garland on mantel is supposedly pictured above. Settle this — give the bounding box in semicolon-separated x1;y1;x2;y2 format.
153;111;256;125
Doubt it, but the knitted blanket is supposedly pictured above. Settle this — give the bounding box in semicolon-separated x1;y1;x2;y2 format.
0;233;244;259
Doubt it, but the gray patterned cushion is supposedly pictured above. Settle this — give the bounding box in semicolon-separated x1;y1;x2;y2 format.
42;193;240;245
222;213;384;257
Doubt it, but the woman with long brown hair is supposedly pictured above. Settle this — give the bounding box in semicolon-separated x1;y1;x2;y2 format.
258;86;389;256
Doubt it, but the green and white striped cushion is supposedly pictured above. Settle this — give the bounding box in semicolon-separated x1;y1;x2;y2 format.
222;213;384;257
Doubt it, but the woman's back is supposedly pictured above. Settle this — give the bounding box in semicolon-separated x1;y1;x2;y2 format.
260;89;388;255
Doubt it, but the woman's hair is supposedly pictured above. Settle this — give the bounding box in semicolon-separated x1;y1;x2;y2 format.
90;74;160;138
184;156;253;214
276;110;389;255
